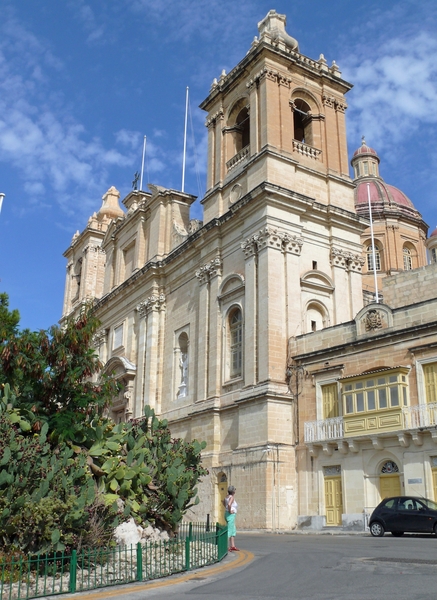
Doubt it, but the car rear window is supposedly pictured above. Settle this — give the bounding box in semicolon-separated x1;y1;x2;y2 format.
382;499;397;510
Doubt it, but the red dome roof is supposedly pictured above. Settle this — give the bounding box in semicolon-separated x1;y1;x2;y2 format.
355;179;416;211
430;227;437;238
352;143;378;159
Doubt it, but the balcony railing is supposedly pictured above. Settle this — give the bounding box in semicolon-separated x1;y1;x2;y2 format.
292;140;322;159
304;416;344;442
304;403;437;443
226;145;250;171
403;402;437;429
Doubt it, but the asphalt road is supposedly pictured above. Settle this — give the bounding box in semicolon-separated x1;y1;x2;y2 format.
68;532;437;600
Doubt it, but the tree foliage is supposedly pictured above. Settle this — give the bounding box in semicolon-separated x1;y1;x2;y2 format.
0;301;119;443
0;295;208;553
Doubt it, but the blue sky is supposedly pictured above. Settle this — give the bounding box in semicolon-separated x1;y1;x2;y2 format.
0;0;436;331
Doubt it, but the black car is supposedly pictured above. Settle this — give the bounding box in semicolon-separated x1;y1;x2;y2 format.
369;496;437;537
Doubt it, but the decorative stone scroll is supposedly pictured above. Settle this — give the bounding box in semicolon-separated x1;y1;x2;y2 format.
195;256;223;285
330;247;364;272
241;227;303;258
136;293;166;317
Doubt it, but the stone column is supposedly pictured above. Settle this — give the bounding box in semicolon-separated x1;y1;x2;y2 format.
256;226;287;383
347;254;365;319
331;247;365;325
241;237;258;386
136;293;166;414
283;234;304;338
277;72;293;154
207;258;223;398
195;257;222;402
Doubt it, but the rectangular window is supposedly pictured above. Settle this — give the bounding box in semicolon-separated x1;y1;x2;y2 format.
322;384;339;419
341;369;409;416
113;323;124;349
424;362;437;404
124;244;135;280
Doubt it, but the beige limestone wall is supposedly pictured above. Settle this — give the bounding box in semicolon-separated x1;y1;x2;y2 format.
382;263;437;308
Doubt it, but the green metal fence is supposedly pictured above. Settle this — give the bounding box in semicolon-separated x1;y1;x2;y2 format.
0;523;228;600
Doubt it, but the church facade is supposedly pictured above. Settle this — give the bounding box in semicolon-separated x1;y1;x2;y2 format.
62;11;437;530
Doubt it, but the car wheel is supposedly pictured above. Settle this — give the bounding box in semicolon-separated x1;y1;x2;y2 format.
434;523;437;536
370;521;385;537
391;531;404;537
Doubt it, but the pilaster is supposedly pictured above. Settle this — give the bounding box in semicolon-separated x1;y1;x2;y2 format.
136;293;166;414
195;256;223;401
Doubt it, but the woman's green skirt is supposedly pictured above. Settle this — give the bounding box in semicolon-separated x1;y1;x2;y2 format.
225;511;236;537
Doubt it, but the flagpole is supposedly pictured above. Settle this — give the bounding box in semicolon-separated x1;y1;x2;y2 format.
367;183;379;303
182;86;189;192
140;136;147;191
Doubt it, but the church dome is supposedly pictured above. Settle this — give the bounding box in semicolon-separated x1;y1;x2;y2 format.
352;141;378;159
351;139;421;220
430;226;437;238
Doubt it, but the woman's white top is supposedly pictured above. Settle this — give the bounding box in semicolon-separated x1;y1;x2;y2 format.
225;496;238;514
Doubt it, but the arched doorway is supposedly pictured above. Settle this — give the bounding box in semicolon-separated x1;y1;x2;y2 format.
379;460;401;499
217;473;228;525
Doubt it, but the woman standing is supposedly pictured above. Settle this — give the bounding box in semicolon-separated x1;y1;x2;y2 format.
223;485;239;551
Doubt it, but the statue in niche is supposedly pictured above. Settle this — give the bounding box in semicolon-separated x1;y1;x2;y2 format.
364;309;383;331
178;352;188;398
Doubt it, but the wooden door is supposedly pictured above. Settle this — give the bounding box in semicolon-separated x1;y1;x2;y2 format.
217;474;228;525
380;474;401;499
325;476;343;526
322;384;339;419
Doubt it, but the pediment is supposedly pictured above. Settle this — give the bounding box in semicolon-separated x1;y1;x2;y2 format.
355;303;393;336
103;355;136;379
300;270;334;292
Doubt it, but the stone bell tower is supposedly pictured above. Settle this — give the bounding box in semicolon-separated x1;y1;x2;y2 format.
200;9;355;224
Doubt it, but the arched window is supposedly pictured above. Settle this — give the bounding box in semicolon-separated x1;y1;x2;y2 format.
366;244;381;271
229;307;243;378
293;99;313;145
403;246;412;270
234;107;250;153
306;302;327;333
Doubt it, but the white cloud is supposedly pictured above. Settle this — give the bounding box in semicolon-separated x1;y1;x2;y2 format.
341;13;437;154
0;12;137;217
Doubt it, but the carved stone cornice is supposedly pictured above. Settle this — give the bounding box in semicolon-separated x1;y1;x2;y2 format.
195;256;223;284
348;255;365;272
335;99;347;113
83;244;105;255
322;94;335;108
241;227;304;257
330;247;364;271
136;293;166;317
257;226;283;250
282;233;304;255
93;329;107;348
246;67;291;90
322;94;347;112
205;107;224;128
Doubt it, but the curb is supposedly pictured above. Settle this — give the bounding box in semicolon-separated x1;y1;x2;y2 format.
61;549;255;599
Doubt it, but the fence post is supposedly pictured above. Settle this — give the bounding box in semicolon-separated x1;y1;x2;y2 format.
188;522;192;541
185;535;190;571
136;542;143;581
206;513;210;532
69;550;77;593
